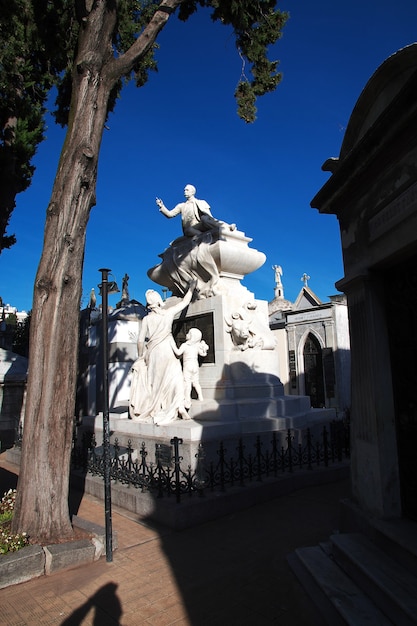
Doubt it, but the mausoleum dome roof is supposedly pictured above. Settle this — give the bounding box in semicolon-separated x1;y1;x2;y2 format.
340;43;417;159
109;300;147;321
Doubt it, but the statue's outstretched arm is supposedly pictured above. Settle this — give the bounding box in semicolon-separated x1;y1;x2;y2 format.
169;280;196;316
156;197;180;218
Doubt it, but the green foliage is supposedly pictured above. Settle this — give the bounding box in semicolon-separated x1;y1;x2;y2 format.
4;313;17;327
0;511;13;524
54;0;287;125
0;490;29;554
178;0;288;122
0;0;79;252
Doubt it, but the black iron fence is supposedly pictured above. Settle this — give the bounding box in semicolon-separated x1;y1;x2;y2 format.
71;419;350;503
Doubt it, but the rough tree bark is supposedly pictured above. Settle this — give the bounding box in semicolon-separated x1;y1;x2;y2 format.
12;0;182;543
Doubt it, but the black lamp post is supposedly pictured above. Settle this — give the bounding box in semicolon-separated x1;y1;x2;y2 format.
98;268;119;562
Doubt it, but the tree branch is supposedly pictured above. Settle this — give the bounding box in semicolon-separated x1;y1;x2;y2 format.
107;0;184;82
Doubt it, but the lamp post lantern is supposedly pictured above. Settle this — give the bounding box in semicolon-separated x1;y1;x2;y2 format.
98;268;119;562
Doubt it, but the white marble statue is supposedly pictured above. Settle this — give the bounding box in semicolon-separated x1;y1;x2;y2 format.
88;288;97;309
272;265;283;286
175;328;209;409
129;283;196;424
149;185;237;298
122;273;130;300
156;184;227;237
148;184;265;300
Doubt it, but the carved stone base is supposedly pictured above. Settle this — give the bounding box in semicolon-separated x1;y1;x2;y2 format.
90;402;335;470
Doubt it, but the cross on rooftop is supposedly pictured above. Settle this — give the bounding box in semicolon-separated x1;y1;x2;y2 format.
301;273;310;287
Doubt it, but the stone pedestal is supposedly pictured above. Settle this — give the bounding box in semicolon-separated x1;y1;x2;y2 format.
177;295;283;404
84;222;337;470
88;292;335;469
91;404;333;471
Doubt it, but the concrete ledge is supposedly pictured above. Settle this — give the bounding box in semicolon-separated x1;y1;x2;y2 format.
44;539;96;575
0;544;45;589
5;446;21;466
72;515;118;559
0;517;114;589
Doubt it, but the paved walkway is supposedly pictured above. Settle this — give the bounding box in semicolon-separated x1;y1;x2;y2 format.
0;452;349;625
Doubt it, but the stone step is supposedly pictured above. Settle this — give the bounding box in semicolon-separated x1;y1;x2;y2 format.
339;499;417;578
331;533;417;626
287;545;393;625
369;517;417;577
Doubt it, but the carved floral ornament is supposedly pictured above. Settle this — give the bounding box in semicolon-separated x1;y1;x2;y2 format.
225;301;277;351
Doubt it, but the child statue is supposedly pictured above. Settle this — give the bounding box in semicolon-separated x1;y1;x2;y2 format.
175;328;209;409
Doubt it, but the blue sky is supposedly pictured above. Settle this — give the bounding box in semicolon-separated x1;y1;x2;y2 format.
2;1;417;312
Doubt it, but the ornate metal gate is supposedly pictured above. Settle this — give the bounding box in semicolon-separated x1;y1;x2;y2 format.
303;334;325;408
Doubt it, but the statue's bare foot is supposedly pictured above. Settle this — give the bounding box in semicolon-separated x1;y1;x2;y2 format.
179;408;191;420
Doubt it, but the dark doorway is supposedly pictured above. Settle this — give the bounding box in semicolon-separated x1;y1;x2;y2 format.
384;254;417;521
303;334;325;408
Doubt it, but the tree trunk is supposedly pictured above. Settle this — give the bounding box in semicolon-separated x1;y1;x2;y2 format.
8;0;282;543
12;5;117;543
11;0;184;543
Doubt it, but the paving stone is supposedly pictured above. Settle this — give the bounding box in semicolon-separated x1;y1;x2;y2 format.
0;451;349;625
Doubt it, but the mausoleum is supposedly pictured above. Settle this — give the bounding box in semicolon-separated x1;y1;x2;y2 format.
269;270;350;412
289;44;417;623
312;43;417;523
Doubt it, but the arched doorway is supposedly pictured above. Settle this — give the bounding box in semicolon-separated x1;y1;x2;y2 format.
384;254;417;521
303;334;325;408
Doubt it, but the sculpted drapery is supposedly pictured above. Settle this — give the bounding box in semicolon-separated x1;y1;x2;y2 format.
129;285;194;424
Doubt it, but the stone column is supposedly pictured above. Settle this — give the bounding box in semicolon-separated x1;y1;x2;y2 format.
341;273;401;518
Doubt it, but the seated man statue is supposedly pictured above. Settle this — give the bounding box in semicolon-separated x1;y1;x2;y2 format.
156;184;235;237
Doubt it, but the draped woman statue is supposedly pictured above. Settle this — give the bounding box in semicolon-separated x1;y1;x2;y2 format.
129;282;196;424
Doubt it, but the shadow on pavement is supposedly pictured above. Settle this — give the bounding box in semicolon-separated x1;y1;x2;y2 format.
61;582;122;625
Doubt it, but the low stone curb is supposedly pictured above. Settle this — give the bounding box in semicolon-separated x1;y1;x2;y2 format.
43;539;96;576
0;544;45;588
0;517;116;590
